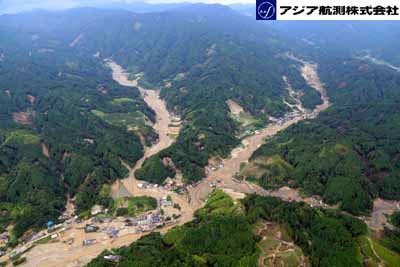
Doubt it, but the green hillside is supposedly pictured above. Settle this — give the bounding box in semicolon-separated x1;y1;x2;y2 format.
87;191;398;267
249;57;400;215
0;6;314;238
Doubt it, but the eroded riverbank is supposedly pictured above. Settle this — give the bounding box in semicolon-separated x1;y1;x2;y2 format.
6;56;398;267
106;60;183;198
188;56;330;209
106;59;193;225
189;55;398;232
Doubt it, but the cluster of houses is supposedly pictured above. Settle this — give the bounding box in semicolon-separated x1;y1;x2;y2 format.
1;207;177;262
234;108;320;142
2;196;181;263
137;178;186;194
81;211;164;247
205;161;224;175
276;111;301;125
57;194;178;248
127;213;162;232
9;245;31;260
274;109;318;126
3;190;184;261
137;182;158;189
160;196;172;207
2;217;75;261
46;219;73;234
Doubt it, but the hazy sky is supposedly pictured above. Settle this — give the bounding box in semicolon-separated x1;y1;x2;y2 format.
0;0;254;14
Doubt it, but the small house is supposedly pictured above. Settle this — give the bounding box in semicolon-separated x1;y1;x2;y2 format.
82;239;96;246
137;183;145;189
107;229;119;239
9;246;29;260
47;221;55;229
91;205;104;216
136;215;149;225
104;255;121;262
125;221;137;227
84;224;99;233
151;214;161;224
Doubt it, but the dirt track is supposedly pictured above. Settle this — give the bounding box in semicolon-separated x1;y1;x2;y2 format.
107;60;192;223
21;215;186;267
107;60;175;159
364;198;400;230
106;61;186;205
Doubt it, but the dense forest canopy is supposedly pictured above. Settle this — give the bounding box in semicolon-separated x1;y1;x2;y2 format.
248;56;400;215
87;190;260;267
0;5;314;238
1;6;314;187
0;13;159;237
88;190;395;267
0;4;399;243
272;21;400;65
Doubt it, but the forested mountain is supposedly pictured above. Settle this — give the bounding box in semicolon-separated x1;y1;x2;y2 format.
0;9;159;238
0;5;321;184
0;5;321;239
0;56;155;238
272;21;400;65
0;1;189;15
1;3;400;251
233;18;400;216
247;46;400;215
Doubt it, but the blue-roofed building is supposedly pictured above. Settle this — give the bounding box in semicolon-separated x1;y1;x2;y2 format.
151;214;160;224
47;221;55;229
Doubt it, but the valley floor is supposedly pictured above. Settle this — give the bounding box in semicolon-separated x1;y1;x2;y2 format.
2;61;190;267
187;56;331;210
3;56;399;267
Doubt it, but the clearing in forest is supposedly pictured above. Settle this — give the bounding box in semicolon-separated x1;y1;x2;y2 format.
253;220;307;267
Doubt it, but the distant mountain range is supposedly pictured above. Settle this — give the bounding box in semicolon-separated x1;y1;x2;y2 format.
0;3;399;253
0;1;254;15
0;4;292;238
